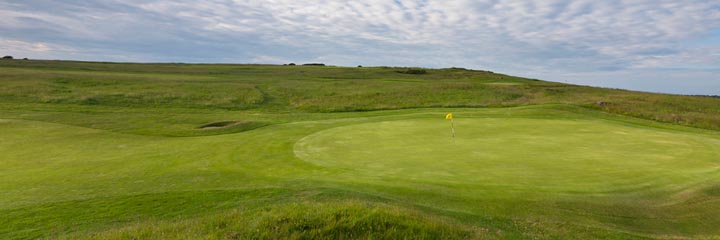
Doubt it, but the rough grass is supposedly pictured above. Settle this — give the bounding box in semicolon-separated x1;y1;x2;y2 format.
1;60;720;131
1;60;720;239
65;201;482;240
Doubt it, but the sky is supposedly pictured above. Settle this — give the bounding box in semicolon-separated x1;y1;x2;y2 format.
1;0;719;95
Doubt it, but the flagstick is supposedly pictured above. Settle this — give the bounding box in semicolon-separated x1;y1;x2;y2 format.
451;118;455;138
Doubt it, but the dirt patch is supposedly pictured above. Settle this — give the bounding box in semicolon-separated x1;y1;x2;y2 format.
198;121;269;132
199;121;241;129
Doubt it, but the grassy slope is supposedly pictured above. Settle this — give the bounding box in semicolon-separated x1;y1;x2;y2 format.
1;60;720;239
1;60;719;132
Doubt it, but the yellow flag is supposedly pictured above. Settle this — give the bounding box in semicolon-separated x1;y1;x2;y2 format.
445;113;453;120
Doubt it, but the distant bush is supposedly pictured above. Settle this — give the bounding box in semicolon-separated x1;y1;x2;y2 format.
288;63;296;66
358;65;362;68
2;56;13;59
397;69;427;74
303;63;325;66
690;95;720;98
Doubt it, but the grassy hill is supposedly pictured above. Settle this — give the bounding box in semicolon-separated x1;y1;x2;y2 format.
1;59;720;239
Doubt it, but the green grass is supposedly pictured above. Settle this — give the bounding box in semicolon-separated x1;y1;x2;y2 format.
296;118;720;193
1;60;720;239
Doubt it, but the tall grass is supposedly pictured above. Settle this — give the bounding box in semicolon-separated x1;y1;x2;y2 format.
1;60;718;130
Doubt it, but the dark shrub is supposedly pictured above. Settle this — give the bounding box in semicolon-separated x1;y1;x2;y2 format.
2;56;12;59
303;63;325;66
288;63;296;66
358;65;362;68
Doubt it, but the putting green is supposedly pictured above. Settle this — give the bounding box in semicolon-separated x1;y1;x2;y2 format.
295;118;720;193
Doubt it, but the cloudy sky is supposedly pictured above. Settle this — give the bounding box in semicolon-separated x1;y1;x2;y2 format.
1;1;719;95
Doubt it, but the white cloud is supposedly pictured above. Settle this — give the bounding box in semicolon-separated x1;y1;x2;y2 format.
0;39;53;52
249;55;292;64
120;0;720;68
0;39;74;58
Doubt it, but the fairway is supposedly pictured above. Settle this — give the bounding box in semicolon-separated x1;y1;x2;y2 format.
2;61;720;239
296;118;720;193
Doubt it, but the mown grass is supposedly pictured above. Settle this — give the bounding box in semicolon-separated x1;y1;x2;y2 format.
1;59;719;239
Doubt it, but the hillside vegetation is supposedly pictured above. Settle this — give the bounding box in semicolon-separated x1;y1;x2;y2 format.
1;60;720;239
1;60;719;132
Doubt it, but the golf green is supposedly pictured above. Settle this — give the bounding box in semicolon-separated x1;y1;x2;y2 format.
295;118;720;193
4;108;720;238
